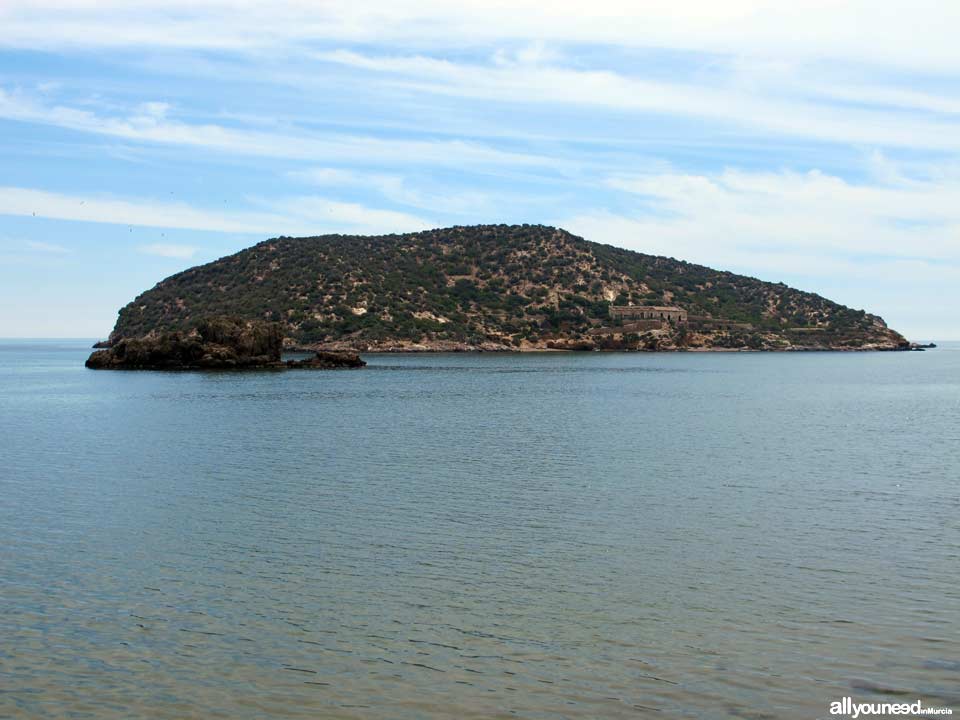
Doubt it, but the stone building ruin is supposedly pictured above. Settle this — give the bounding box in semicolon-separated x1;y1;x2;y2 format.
609;305;688;324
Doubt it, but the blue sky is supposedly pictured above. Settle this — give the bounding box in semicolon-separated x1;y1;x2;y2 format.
1;1;958;339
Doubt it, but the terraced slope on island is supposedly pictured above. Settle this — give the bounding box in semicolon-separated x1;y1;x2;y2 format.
108;224;908;352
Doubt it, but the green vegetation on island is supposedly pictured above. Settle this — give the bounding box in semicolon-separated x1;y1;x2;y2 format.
108;224;908;352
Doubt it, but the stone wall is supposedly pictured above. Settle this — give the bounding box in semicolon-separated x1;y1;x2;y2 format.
686;315;754;331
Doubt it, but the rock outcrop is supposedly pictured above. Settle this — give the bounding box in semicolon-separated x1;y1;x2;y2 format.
545;340;596;351
285;350;367;369
85;317;365;370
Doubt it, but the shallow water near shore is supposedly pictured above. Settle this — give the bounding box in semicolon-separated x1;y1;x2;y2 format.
1;340;958;719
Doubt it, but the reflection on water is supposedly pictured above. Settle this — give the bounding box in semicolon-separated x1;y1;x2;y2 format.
1;342;958;718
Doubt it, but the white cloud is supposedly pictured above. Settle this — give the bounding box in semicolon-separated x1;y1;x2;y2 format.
2;2;959;74
2;4;957;168
139;243;198;259
289;167;493;215
261;196;432;235
0;185;434;236
0;88;557;169
26;240;70;253
313;50;960;151
290;167;413;203
591;165;960;263
291;168;363;186
6;16;960;156
0;186;281;233
135;101;171;121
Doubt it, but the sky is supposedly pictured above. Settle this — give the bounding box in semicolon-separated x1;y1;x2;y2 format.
1;1;957;340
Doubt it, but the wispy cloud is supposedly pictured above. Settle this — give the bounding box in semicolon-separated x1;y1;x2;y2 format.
261;196;433;234
0;186;434;235
26;240;70;253
5;6;959;155
313;49;960;151
0;186;280;233
289;167;493;215
2;1;959;74
139;243;197;259
0;88;558;169
563;158;960;274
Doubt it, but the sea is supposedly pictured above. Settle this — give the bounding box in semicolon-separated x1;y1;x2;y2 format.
1;340;958;719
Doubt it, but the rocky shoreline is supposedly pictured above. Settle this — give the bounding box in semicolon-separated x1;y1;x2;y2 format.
90;317;920;365
293;327;913;354
300;345;916;354
87;317;365;370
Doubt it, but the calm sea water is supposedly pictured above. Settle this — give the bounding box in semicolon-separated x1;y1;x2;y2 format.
1;341;958;719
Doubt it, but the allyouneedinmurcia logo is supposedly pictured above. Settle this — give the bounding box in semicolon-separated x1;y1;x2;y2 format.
828;697;953;717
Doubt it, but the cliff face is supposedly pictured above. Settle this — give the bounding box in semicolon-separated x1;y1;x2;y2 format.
107;225;908;352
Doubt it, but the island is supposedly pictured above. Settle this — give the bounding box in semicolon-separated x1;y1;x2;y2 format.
94;224;912;353
86;316;365;370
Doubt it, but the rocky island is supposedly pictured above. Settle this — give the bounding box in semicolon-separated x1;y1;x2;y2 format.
86;316;365;370
97;224;911;353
